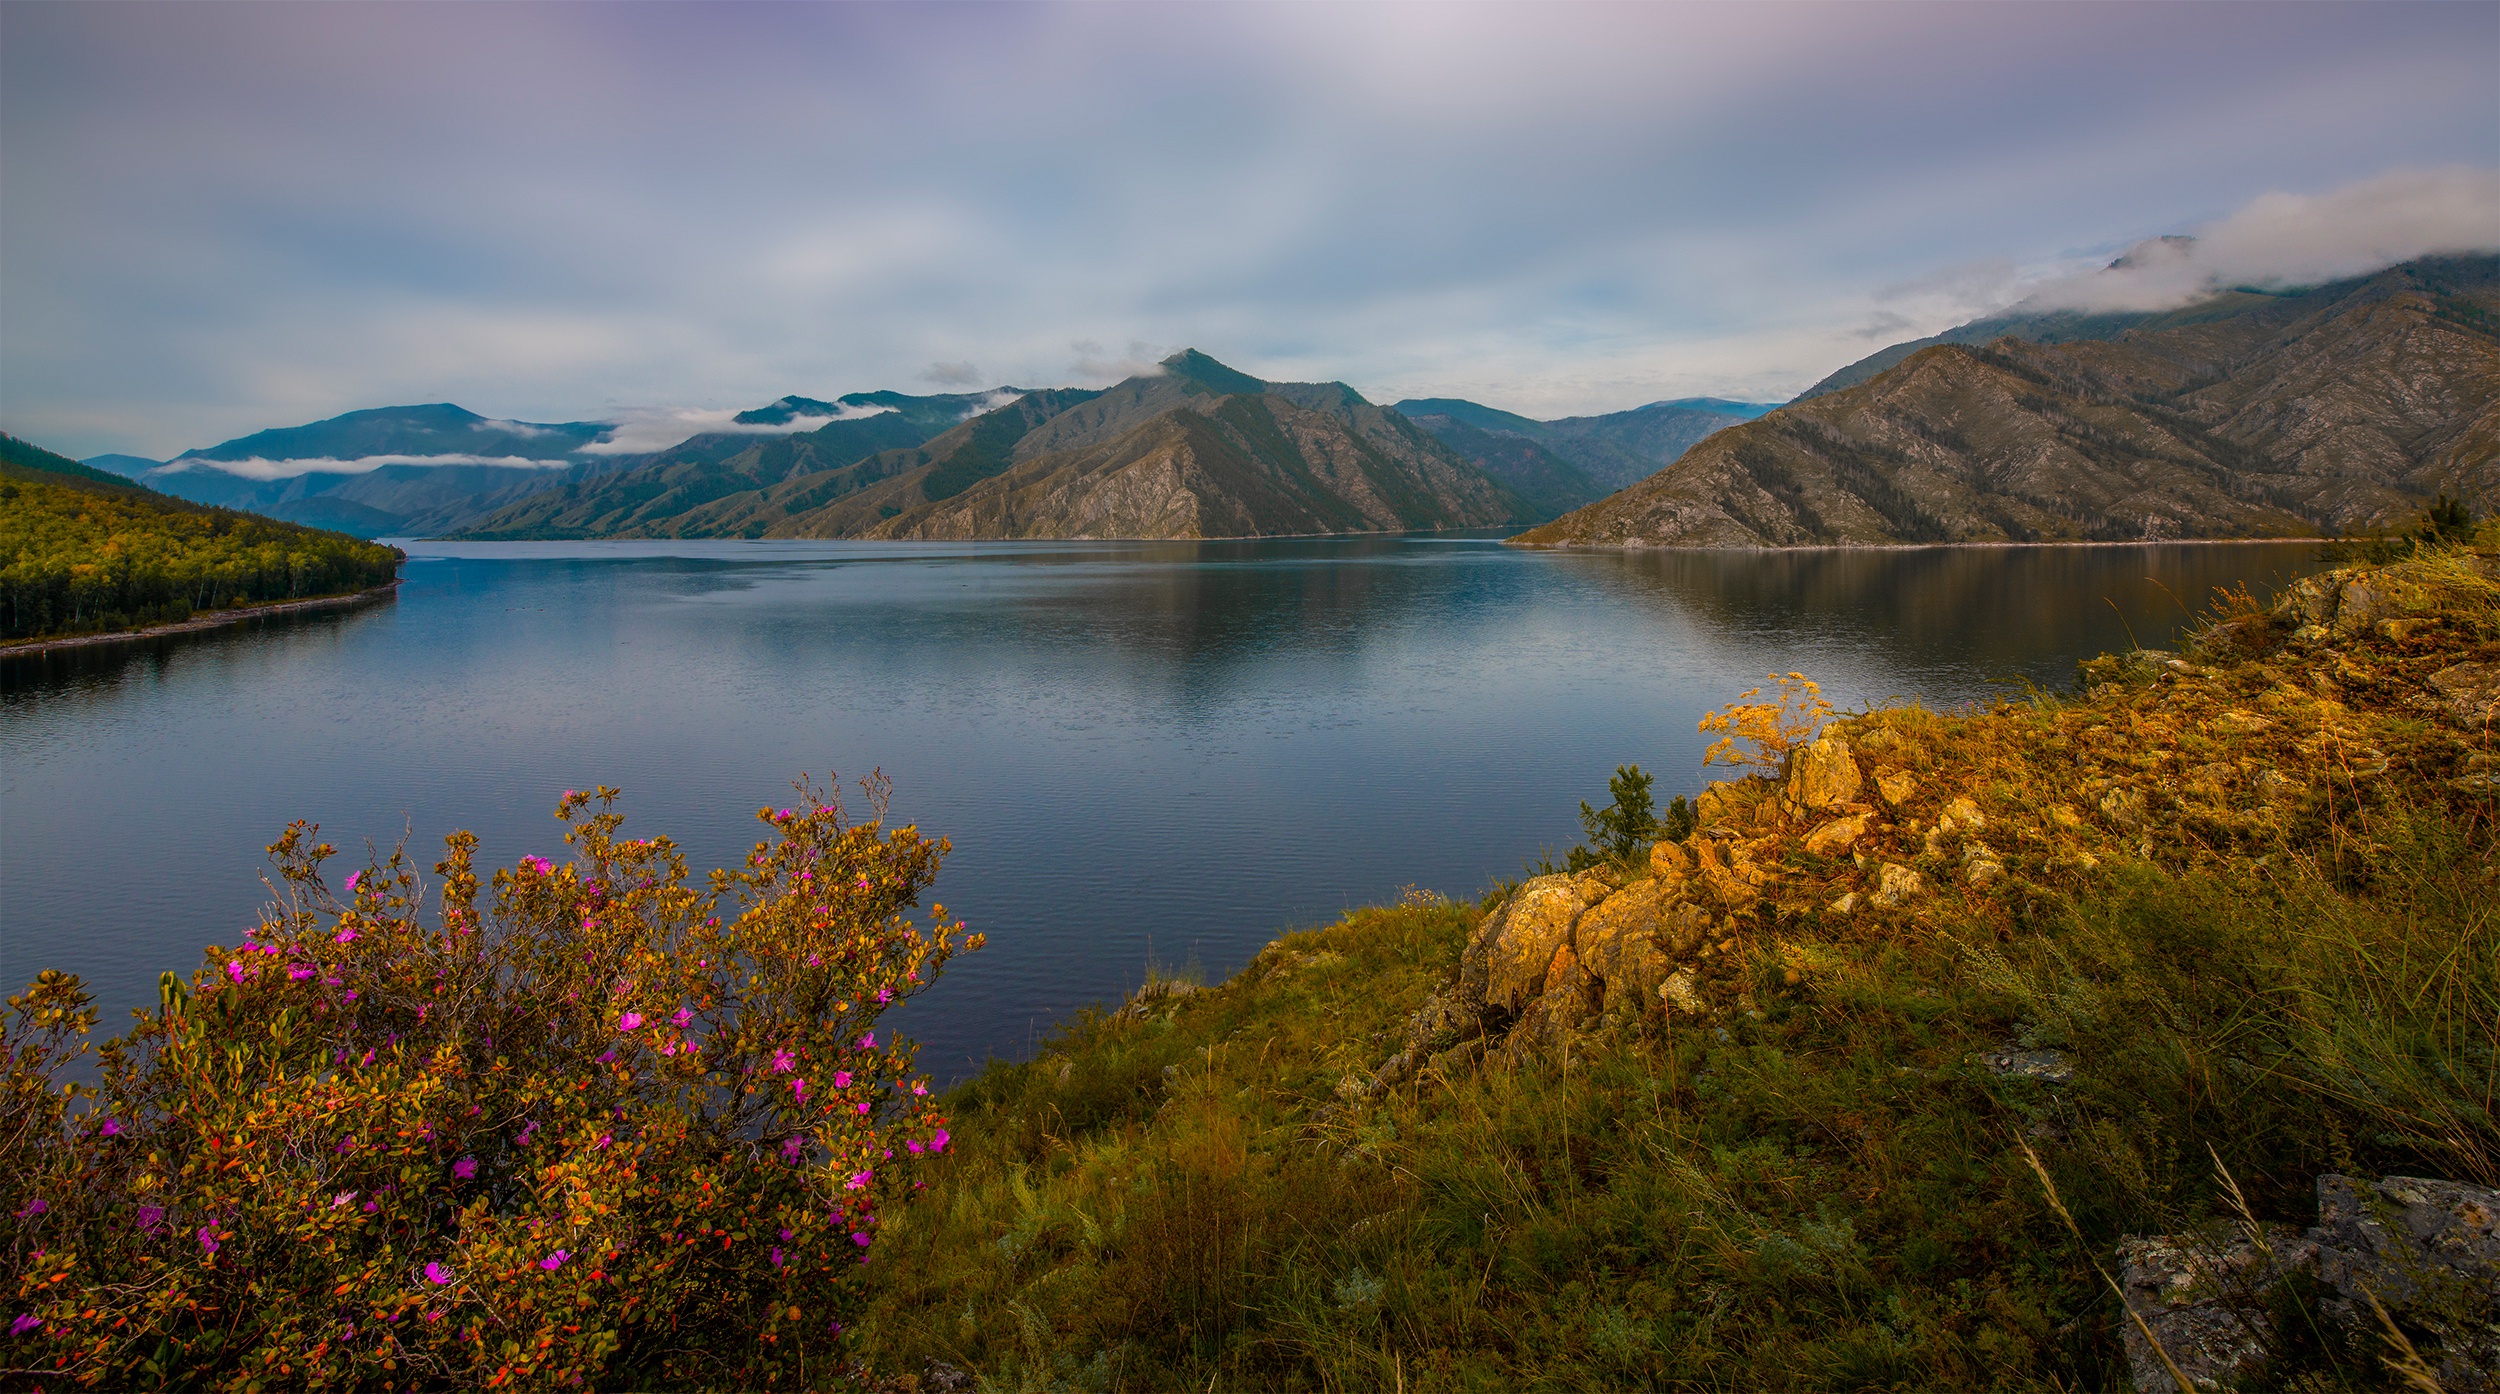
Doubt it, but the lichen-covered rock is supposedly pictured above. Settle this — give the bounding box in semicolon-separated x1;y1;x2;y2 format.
1939;796;1984;832
1468;873;1602;1013
1876;769;1918;807
1871;862;1922;908
2117;1228;2316;1394
2117;1175;2500;1393
1649;839;1694;880
1576;879;1699;1015
1659;969;1704;1015
1787;735;1862;812
2429;661;2500;726
1802;813;1869;857
2311;1174;2500;1390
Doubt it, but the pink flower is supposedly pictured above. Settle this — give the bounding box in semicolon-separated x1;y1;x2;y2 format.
335;928;356;945
851;1231;871;1247
540;1250;569;1271
198;1226;220;1254
876;987;894;1005
856;1101;870;1115
226;961;246;984
792;1078;808;1103
912;1083;929;1097
135;1204;164;1233
11;1314;40;1337
595;1133;612;1150
14;1199;44;1218
617;1012;643;1032
453;1156;477;1180
832;1071;853;1089
907;1140;924;1155
289;965;313;981
844;1170;871;1191
345;871;362;892
931;1129;950;1153
857;1033;875;1049
97;1118;122;1138
771;1049;795;1073
781;1137;803;1162
671;1009;692;1028
770;1246;785;1268
424;1262;453;1287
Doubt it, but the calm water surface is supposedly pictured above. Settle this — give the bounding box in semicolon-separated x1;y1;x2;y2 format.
1;536;2321;1076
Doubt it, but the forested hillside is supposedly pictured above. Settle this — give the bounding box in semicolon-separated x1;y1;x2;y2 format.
1;432;403;643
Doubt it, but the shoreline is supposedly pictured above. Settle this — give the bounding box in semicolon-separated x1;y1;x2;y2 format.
1505;535;2328;553
0;579;402;657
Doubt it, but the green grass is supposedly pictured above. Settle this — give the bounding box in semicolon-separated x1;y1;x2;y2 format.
851;557;2498;1392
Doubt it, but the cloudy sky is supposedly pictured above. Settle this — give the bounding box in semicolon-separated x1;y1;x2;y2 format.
4;1;2495;460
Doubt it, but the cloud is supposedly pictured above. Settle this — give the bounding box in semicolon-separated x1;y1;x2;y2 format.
2022;167;2500;312
3;4;2493;449
162;453;571;481
473;417;560;438
578;403;894;455
920;360;981;386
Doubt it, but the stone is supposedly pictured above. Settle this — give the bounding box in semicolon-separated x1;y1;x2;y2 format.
1658;970;1704;1015
1939;796;1984;832
1574;880;1668;1011
1975;1046;2075;1083
2100;787;2149;827
923;1360;976;1393
1802;813;1870;858
1964;859;2005;888
2116;1175;2500;1393
1828;891;1859;913
2429;661;2500;726
2117;1228;2317;1394
1871;862;1922;908
1659;900;1714;956
2310;1174;2500;1389
1472;874;1601;1013
1876;769;1918;807
1787;735;1862;812
2048;803;2085;831
1649;839;1694;879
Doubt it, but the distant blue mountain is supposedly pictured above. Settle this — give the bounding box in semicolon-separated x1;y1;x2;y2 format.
1391;395;1776;494
80;453;163;480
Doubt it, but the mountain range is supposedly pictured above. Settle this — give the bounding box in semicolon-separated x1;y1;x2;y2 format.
57;252;2496;549
455;351;1517;540
1514;254;2499;548
1390;397;1774;518
88;405;633;538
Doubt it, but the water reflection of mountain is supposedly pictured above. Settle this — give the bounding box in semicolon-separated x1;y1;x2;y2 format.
1555;544;2324;685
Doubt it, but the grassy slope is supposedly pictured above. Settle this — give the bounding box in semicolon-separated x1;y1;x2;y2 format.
857;554;2497;1392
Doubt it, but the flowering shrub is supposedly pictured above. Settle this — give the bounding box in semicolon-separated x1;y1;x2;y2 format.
1696;671;1835;774
2;778;978;1389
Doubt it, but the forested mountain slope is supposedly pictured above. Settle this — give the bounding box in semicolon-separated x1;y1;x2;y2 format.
1;432;401;642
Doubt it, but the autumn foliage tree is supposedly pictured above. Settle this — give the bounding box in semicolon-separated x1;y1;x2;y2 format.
3;778;979;1390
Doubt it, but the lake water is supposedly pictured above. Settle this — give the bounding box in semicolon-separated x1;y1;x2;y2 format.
1;536;2322;1078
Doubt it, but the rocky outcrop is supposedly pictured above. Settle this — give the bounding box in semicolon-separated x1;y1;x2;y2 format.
1512;255;2498;547
1363;555;2500;1086
2119;1175;2499;1393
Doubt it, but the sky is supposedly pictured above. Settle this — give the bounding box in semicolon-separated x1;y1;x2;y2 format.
4;1;2496;461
